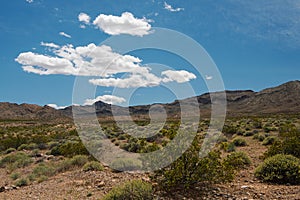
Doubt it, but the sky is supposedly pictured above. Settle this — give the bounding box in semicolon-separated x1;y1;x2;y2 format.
1;0;300;108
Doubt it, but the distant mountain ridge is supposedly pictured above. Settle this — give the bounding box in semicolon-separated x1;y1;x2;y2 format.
1;80;300;120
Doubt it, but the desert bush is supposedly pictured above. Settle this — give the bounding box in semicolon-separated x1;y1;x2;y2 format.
219;142;236;152
111;158;143;172
103;180;153;200
32;163;56;177
15;177;29;187
264;130;300;158
0;152;32;170
253;133;265;141
50;141;89;157
82;161;104;172
232;137;247;146
224;151;251;170
243;131;255;137
17;143;38;151
153;140;235;190
255;154;300;184
4;148;16;154
70;155;89;167
10;172;20;180
223;125;238;134
262;136;278;146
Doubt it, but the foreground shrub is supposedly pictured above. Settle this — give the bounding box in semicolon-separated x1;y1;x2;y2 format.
264;130;300;158
70;155;89;167
224;151;251;170
103;180;153;200
153;140;235;190
0;152;32;171
262;136;278;146
219;142;236;152
82;161;104;172
232;137;247;146
15;177;29;187
50;141;89;157
255;154;300;184
32;163;56;177
111;158;143;172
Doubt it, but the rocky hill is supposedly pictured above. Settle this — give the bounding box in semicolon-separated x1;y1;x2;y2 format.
1;80;300;120
0;103;66;121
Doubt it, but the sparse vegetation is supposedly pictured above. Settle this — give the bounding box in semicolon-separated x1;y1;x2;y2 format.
103;180;153;200
82;161;104;172
255;154;300;184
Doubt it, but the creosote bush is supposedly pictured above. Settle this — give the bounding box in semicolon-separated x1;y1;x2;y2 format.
153;140;236;190
255;154;300;184
82;161;104;172
232;137;247;147
224;151;251;170
0;152;32;171
103;180;153;200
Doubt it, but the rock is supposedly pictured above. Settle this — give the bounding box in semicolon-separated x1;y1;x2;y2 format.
97;181;105;188
0;186;5;192
241;185;249;189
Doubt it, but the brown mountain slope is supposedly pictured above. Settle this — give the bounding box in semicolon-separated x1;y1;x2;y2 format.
0;103;66;121
1;80;299;120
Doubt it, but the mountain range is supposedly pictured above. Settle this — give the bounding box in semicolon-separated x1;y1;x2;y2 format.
1;80;299;121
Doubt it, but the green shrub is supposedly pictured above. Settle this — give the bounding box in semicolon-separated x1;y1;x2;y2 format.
232;137;247;146
15;177;29;187
262;136;278;146
243;131;254;137
4;148;16;154
103;180;153;200
255;154;300;184
253;133;265;141
70;155;89;167
0;152;32;170
32;163;55;177
264;137;300;158
50;141;89;157
111;158;143;172
17;143;38;151
224;151;251;170
82;161;104;172
219;142;236;152
10;172;20;180
153;140;235;190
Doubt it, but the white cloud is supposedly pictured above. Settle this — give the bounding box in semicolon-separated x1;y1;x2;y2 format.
47;104;67;109
205;75;213;80
84;95;126;105
16;43;196;88
162;70;196;83
93;12;152;36
78;12;91;24
40;42;60;49
59;32;71;38
164;2;184;12
26;0;33;3
79;24;86;29
89;73;161;88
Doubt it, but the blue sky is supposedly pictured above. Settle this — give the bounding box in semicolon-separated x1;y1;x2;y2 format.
1;0;300;108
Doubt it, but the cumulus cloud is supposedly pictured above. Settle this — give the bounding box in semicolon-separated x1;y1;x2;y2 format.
26;0;33;3
93;12;152;36
78;12;91;24
16;43;196;88
47;104;67;109
40;42;60;49
59;32;71;38
205;75;213;80
84;95;126;105
162;70;196;83
89;73;161;88
164;2;184;12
